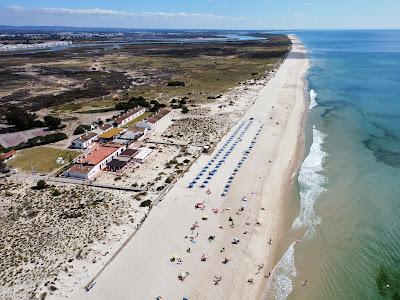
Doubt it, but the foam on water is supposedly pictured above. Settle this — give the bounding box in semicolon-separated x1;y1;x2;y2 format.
270;127;327;300
309;89;318;109
270;243;297;300
292;127;326;238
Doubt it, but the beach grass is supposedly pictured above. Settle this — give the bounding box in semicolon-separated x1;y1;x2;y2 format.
8;146;81;173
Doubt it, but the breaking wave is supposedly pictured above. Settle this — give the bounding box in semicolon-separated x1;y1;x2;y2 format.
292;127;327;238
270;127;327;300
270;243;297;300
309;89;318;109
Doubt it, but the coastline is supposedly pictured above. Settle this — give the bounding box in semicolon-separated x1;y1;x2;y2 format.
59;35;310;300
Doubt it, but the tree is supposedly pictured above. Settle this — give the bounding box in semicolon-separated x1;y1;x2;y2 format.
5;106;43;130
73;124;90;135
44;115;61;130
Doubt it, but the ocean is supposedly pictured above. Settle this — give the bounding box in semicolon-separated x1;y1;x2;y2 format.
271;30;400;299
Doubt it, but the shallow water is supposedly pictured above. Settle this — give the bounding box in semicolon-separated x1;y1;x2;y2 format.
272;30;400;299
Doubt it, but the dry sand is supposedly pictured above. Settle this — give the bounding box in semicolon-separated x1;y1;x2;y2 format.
58;35;309;300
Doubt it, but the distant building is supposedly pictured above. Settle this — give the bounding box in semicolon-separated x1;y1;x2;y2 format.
0;149;16;161
98;128;124;141
64;144;124;179
71;132;98;149
136;108;172;130
115;107;146;127
64;164;96;180
133;147;153;163
119;148;139;158
107;158;129;172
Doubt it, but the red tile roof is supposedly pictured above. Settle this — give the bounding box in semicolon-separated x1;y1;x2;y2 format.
0;150;16;160
79;146;120;165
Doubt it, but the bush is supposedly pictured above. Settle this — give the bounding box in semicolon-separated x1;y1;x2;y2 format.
44;115;61;130
36;180;47;190
181;106;189;114
165;177;174;184
73;124;91;135
115;96;151;110
15;133;68;150
167;80;185;87
140;200;152;207
52;189;61;196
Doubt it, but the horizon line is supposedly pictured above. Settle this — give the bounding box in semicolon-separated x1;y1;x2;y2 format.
1;24;400;32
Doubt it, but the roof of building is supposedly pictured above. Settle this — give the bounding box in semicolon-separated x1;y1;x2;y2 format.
134;147;153;160
120;148;139;157
0;149;16;160
98;127;123;139
73;132;97;143
147;108;171;124
66;164;94;175
79;146;120;165
119;131;141;140
107;159;128;169
112;138;130;145
115;107;145;124
99;124;113;131
127;126;146;133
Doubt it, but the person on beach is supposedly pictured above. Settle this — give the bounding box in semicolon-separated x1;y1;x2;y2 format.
222;257;230;264
247;278;254;284
268;238;272;245
229;217;234;226
220;247;225;253
186;247;191;253
213;275;222;285
264;272;271;279
256;264;264;274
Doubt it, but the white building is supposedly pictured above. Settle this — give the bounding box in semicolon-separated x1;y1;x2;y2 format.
133;147;153;163
115;107;146;127
71;132;98;149
64;144;124;180
136;108;172;130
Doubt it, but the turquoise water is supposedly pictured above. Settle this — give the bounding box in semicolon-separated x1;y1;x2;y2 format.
271;30;400;299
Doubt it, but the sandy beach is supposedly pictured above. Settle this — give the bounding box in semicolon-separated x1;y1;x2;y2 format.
61;35;309;300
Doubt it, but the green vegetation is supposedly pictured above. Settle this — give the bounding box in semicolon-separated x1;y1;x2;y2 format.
5;106;43;130
115;96;151;110
73;124;91;135
9;146;80;173
44;115;62;130
14;133;67;150
35;180;47;190
181;106;189;114
167;80;185;87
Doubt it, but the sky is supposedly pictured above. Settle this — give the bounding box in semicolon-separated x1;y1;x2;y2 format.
0;0;399;30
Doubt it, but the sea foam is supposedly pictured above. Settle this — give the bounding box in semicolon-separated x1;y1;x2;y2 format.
309;89;318;109
292;127;327;238
270;243;297;300
270;128;327;299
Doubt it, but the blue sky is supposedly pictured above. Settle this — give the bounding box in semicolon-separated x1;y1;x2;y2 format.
0;0;399;29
